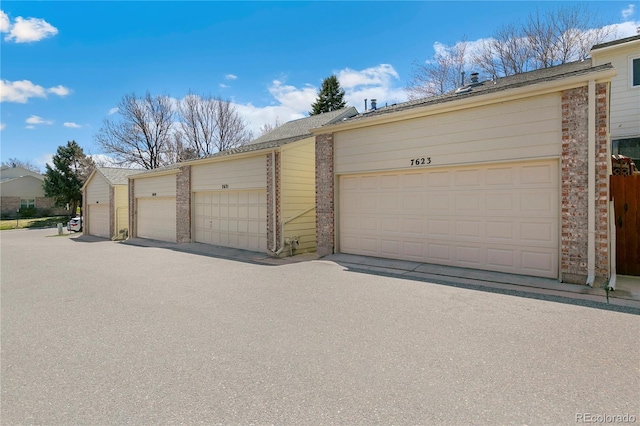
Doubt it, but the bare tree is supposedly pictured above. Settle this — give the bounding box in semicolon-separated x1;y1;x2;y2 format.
258;117;282;136
407;5;618;98
1;158;41;173
175;94;253;156
214;97;253;151
406;41;468;99
473;24;532;78
95;92;175;170
525;5;614;68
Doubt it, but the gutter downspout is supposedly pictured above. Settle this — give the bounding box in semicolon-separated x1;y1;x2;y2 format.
586;79;596;286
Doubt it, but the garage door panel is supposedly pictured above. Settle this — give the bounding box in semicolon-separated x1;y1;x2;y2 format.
137;198;176;243
89;204;109;238
194;190;267;251
339;161;559;278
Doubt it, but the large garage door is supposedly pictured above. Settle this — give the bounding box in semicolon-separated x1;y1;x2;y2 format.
194;190;267;251
137;197;176;242
88;204;109;238
339;161;559;278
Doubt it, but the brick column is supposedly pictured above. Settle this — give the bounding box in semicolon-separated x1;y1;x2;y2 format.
561;83;610;285
267;152;281;253
176;165;191;243
316;133;335;257
594;82;610;279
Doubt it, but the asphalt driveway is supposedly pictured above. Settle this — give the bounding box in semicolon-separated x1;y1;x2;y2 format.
2;229;639;425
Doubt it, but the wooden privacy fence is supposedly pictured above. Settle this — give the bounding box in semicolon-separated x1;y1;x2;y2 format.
610;174;640;276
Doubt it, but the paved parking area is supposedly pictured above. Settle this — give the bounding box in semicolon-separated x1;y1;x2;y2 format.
2;229;639;425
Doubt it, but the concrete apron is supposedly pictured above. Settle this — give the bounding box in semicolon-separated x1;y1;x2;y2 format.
325;253;640;310
121;238;639;309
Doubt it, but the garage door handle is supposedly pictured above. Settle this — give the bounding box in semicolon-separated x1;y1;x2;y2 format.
618;216;623;228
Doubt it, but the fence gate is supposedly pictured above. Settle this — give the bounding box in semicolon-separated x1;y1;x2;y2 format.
611;174;640;276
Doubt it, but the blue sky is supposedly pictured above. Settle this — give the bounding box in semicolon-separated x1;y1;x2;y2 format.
1;1;637;171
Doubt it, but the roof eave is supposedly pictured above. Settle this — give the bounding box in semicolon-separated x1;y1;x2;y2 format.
312;66;616;134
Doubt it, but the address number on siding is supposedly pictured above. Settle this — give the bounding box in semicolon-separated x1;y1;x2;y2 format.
221;184;229;189
410;157;432;166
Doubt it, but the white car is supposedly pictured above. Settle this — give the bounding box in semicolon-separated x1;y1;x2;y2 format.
67;216;82;232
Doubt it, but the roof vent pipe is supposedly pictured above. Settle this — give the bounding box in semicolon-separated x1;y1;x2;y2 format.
470;72;479;84
461;71;465;86
371;99;377;110
364;99;368;111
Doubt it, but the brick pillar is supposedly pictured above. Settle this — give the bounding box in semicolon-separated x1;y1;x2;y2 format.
128;179;135;239
267;152;281;253
561;86;589;283
561;84;610;285
176;165;191;243
316;133;335;257
594;82;610;280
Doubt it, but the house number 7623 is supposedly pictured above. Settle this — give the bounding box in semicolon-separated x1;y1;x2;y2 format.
410;157;431;166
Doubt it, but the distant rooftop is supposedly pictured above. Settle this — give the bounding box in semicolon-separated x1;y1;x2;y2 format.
326;59;613;126
249;107;358;145
96;167;141;185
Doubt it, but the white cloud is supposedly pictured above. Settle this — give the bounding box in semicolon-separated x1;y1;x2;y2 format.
337;64;399;89
4;15;58;43
220;83;230;89
235;102;306;137
622;4;636;20
0;122;5;131
48;85;70;96
0;10;9;33
1;80;70;103
108;107;119;115
268;80;318;112
228;64;408;135
35;153;53;169
26;115;53;125
64;122;81;128
336;65;406;108
225;74;238;80
89;154;122;167
25;125;35;130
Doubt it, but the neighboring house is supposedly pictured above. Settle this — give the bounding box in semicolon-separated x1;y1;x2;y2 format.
128;107;358;255
591;35;640;163
312;57;617;285
82;167;139;239
591;35;640;279
0;166;66;217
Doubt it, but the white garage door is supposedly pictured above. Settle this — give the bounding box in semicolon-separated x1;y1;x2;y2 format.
88;204;109;238
194;190;267;251
137;197;176;243
339;161;559;278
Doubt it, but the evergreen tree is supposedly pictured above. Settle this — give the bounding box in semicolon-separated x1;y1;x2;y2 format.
43;141;94;216
309;75;347;115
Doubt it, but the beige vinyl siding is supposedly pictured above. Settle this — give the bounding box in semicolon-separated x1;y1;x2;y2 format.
281;139;316;252
85;174;109;204
134;174;177;198
191;155;267;192
335;94;561;174
592;44;640;139
114;185;129;235
0;176;46;197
